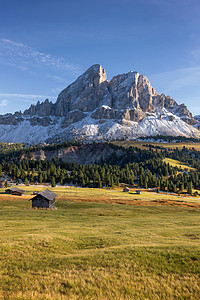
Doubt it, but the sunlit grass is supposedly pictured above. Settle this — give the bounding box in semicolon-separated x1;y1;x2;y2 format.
0;192;199;299
112;140;200;151
164;157;196;171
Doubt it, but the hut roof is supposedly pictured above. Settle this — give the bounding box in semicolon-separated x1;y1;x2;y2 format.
6;187;25;193
35;189;57;201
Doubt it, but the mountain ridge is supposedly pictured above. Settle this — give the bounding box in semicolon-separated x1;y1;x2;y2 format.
0;64;199;144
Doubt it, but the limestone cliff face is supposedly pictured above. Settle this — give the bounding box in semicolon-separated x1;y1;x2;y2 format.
24;99;54;116
56;64;110;115
0;64;199;143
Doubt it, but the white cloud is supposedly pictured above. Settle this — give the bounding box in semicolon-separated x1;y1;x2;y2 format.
149;66;200;115
0;99;8;107
0;38;81;80
150;66;200;93
0;93;56;103
0;93;58;114
190;48;200;64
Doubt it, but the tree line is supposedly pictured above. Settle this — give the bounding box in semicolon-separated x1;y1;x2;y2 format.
0;141;200;195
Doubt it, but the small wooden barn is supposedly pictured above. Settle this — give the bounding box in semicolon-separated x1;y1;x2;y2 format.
123;187;130;192
33;191;39;195
0;179;6;188
136;190;142;195
6;187;25;196
30;189;57;209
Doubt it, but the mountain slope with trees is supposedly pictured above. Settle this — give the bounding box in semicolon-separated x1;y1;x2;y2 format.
1;141;200;195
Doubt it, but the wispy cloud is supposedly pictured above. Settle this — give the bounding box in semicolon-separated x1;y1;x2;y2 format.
0;99;8;107
0;93;57;103
149;65;200;115
0;93;57;114
190;47;200;64
150;66;200;93
0;38;81;80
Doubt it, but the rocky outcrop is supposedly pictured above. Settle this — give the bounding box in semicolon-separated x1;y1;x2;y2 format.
21;143;125;165
56;64;110;114
91;106;123;120
122;108;146;122
24;99;54;116
30;116;53;127
61;110;85;128
0;114;22;125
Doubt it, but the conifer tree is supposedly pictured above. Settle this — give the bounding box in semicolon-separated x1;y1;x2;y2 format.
187;181;193;194
24;178;29;185
51;177;56;187
39;173;43;184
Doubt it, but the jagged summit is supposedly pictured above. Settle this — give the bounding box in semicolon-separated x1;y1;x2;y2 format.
0;64;199;144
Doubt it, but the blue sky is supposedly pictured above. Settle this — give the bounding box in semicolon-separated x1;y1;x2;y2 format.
0;0;200;115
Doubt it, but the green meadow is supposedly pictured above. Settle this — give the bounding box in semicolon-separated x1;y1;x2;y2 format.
0;188;199;299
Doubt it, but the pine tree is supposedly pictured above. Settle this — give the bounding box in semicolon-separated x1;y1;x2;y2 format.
24;178;29;186
116;177;119;186
98;177;102;188
187;181;193;195
179;183;184;192
39;173;43;184
51;177;56;187
144;179;148;189
110;176;114;188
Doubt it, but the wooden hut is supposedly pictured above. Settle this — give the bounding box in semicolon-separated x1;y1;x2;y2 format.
33;191;40;195
123;187;130;192
30;189;57;209
5;187;25;196
0;179;6;188
136;190;142;195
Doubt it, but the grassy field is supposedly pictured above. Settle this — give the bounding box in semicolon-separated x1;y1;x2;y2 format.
112;140;200;151
2;185;200;207
1;141;199;299
164;157;197;172
0;187;200;299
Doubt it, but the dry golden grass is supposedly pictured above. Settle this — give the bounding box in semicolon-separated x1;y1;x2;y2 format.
112;140;200;151
0;188;200;299
1;186;200;209
164;157;197;171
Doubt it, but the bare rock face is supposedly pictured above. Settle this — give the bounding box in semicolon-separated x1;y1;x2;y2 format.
61;110;85;128
24;99;54;116
137;75;155;112
0;114;21;125
168;115;175;122
91;106;123;120
56;64;110;115
122;108;146;122
21;143;125;165
108;72;140;109
30;116;53;127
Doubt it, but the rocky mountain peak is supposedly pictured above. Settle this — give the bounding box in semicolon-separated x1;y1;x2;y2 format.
85;64;107;85
24;99;54;116
0;64;199;144
55;64;110;115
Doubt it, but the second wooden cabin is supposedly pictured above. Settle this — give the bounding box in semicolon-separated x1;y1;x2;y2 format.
6;187;25;196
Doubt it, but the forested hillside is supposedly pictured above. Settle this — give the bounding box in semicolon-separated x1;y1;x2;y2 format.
0;141;200;195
